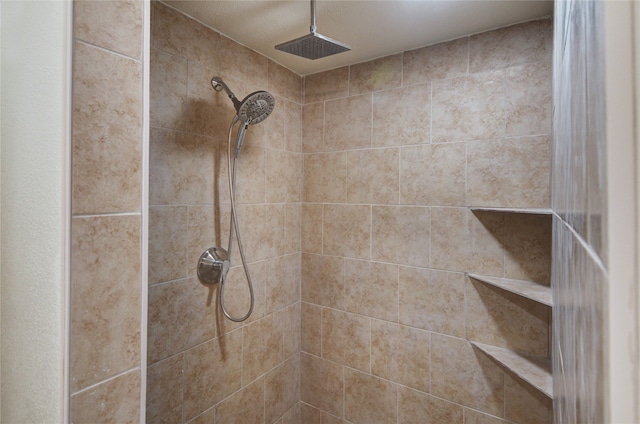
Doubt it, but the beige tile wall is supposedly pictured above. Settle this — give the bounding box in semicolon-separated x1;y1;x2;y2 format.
300;18;553;424
147;3;302;423
148;3;552;423
70;0;144;421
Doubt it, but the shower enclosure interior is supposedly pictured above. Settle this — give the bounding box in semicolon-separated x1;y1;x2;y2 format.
148;2;555;423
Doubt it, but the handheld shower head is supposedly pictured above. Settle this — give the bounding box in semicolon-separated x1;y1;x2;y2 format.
211;77;275;125
237;91;275;125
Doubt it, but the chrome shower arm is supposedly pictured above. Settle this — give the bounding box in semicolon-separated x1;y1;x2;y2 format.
211;77;242;110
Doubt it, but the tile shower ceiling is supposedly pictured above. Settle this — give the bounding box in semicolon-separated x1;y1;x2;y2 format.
165;0;554;76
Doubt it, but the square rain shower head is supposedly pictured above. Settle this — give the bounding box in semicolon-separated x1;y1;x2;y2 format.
275;32;351;60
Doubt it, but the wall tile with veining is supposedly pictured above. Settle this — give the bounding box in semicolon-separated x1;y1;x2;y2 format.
347;148;399;204
70;369;140;423
403;37;469;86
70;215;141;391
302;203;323;254
398;266;465;337
150;48;187;131
146;355;184;424
344;259;399;322
398;386;464;424
218;35;269;90
400;142;466;206
325;94;372;151
371;320;431;392
371;206;430;267
466;136;550;208
265;355;301;424
469;18;553;73
302;302;322;356
322;308;371;372
267;149;302;203
506;60;552;136
75;0;143;59
430;207;504;275
302;253;344;310
300;353;344;417
73;41;142;215
147;277;217;364
243;313;284;384
350;54;403;96
265;254;301;314
372;84;431;147
303;152;347;203
344;368;397;424
284;100;303;153
183;330;243;421
284;203;302;255
149;205;188;284
432;70;505;143
150;127;215;206
269;60;303;104
215;377;265;424
153;2;218;68
302;102;325;153
304;67;349;103
504;372;553;424
323;204;371;260
431;334;504;417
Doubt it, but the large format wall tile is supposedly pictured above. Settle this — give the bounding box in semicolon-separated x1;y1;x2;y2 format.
70;215;141;391
372;206;430;267
349;54;402;96
146;355;184;424
398;267;465;337
469;19;553;73
344;368;398;424
304;67;349;103
430;207;504;275
467;136;550;208
506;61;552;136
432;70;505;143
347;148;399;204
72;41;142;215
431;334;504;417
183;331;243;421
303;152;347;203
150;48;187;131
403;37;469;86
70;370;140;423
372;84;431;147
74;0;143;59
400;143;466;206
325;95;372;151
214;377;265;424
371;320;431;392
322;309;371;372
153;2;218;68
265;355;301;424
398;386;464;423
149;206;188;284
323;204;371;260
300;353;344;417
344;259;399;322
147;277;217;364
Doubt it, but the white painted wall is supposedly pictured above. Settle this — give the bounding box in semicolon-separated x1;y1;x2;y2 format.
604;1;640;422
0;1;71;422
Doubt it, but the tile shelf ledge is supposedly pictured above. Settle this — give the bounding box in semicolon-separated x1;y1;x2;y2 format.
469;206;553;215
471;341;553;399
467;274;553;307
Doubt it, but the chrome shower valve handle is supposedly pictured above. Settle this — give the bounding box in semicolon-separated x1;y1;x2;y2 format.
197;247;230;285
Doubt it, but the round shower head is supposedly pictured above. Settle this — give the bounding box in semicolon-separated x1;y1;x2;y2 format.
237;91;275;125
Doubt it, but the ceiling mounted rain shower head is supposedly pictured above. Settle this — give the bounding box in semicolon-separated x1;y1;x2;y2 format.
275;0;351;60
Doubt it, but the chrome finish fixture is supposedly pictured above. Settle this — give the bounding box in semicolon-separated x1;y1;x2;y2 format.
197;77;275;322
197;247;229;285
275;0;351;60
211;77;275;125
